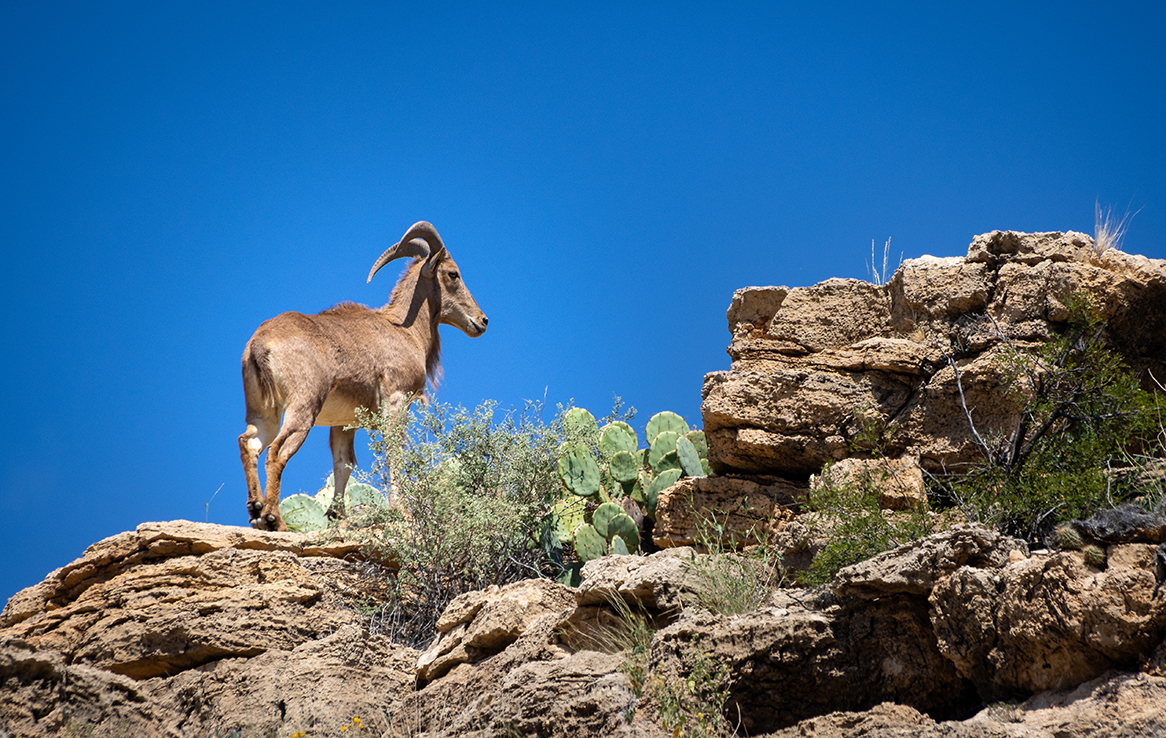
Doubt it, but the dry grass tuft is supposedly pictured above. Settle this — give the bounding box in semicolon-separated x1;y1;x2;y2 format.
1093;201;1139;256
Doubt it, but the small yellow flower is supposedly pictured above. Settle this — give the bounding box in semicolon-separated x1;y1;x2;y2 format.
353;718;362;725
341;727;348;733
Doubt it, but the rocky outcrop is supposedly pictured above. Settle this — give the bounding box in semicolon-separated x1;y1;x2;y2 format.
5;516;1166;736
703;231;1166;478
931;543;1166;700
756;672;1166;737
1;521;417;737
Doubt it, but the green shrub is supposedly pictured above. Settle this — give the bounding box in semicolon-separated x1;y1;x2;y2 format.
353;398;583;647
800;461;937;586
941;294;1159;543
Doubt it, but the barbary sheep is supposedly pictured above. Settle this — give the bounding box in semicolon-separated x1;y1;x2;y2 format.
238;221;488;531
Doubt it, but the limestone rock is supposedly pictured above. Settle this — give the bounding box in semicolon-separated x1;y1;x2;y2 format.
833;524;1027;599
705;230;1166;478
416;578;576;683
650;598;978;734
4;537;371;679
404;609;648;737
576;547;695;612
0;639;174;737
652;475;802;549
757;672;1166;737
811;456;926;511
0;520;412;737
930;544;1166;699
146;625;418;737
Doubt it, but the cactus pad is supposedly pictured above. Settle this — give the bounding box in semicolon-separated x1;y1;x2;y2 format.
608;512;640;553
553;498;587;544
676;435;704;477
558;443;601;497
345;481;390;512
280;493;328;532
314;474;336;510
600;422;638;458
609;450;639;483
592;501;625;539
649;431;681;471
563;407;599;439
684;430;708;458
647;411;689;443
610;536;630;556
573;523;607;562
646;468;683;517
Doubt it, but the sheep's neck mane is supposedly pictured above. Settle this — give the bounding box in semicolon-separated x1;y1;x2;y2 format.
382;258;442;387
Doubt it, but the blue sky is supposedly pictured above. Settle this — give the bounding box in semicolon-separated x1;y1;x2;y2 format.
3;2;1164;603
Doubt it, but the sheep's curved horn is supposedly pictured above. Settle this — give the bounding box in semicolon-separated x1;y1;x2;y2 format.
367;222;443;283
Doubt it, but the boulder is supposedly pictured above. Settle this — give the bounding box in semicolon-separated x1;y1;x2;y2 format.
652;475;802;549
705;231;1166;478
833;524;1027;599
416;578;576;683
0;521;411;736
930;544;1166;699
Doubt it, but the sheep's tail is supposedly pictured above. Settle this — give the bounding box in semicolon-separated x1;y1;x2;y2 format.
242;340;280;411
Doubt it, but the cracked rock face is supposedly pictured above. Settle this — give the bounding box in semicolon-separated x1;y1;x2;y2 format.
704;230;1166;477
0;521;417;737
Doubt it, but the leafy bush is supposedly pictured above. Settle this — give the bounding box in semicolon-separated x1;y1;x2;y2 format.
353;398;580;647
799;460;938;586
940;295;1159;543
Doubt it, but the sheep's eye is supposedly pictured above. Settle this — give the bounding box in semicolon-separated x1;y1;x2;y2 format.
448;271;460;282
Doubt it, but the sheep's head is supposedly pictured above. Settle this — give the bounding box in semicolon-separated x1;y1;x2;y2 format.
368;221;488;338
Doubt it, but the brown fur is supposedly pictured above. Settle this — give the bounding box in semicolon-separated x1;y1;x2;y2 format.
238;225;487;531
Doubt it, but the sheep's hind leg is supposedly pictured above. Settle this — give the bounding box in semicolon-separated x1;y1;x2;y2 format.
239;416;276;528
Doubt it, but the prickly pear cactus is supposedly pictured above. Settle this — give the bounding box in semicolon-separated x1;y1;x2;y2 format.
646;468;682;517
609;450;639;483
592;501;625;539
573;523;608;562
564;407;599;440
553;497;586;544
646;411;689;442
558;442;601;497
649;431;681;471
676;435;704;477
556;406;709;562
345;481;389;512
607;512;640;553
600;422;638;457
280;493;328;533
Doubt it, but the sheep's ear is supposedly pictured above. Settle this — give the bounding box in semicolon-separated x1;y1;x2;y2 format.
421;246;447;279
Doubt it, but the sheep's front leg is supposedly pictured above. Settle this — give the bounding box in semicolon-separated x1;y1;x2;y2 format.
257;409;316;531
326;426;357;521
